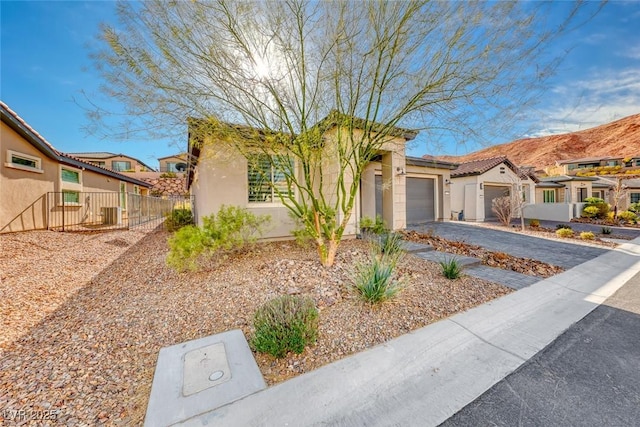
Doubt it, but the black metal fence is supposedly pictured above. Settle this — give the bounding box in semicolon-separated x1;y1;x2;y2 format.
46;192;194;231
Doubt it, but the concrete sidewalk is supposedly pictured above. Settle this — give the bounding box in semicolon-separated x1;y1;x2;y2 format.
178;237;640;427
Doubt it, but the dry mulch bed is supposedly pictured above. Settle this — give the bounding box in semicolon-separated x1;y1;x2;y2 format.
0;229;511;426
401;230;564;278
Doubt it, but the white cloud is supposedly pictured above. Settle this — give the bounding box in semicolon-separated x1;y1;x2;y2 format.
619;45;640;60
528;67;640;137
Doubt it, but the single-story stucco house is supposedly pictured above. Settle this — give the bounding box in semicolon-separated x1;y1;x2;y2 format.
447;156;537;222
186;115;458;240
1;101;153;233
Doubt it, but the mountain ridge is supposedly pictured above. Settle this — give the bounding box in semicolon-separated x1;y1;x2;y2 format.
435;114;640;172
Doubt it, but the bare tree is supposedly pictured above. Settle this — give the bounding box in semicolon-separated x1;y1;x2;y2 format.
87;0;599;266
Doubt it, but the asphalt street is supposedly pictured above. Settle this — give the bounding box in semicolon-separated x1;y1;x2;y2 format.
441;270;640;427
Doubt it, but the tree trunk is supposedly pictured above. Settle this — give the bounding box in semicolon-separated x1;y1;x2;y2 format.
318;238;339;267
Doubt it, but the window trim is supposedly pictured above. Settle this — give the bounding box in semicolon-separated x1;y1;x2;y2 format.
630;192;640;204
112;160;132;172
5;150;44;173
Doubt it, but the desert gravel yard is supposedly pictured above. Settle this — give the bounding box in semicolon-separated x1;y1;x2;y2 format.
0;228;511;425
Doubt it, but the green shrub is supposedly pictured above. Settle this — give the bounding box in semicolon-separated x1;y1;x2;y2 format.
601;226;612;235
556;228;574;238
160;171;177;178
617;210;638;223
166;205;270;271
581;206;599;218
528;218;540;227
375;232;405;267
360;214;387;235
439;257;462;279
629;202;640;214
580;231;595;240
353;256;403;303
164;208;194;231
251;295;318;358
556;224;572;230
584;197;610;218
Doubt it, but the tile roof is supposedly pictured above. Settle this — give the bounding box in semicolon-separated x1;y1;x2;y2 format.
1;101;152;187
451;156;509;177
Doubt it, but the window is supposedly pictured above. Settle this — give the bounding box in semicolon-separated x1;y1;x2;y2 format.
112;161;132;171
543;190;556;203
5;150;43;173
61;168;80;183
577;187;587;202
631;193;640;204
59;165;83;200
247;154;293;203
62;191;80;204
90;161;106;167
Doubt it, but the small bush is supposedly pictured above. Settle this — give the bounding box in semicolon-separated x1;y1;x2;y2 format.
580;231;595;240
556;228;574;238
601;226;612;235
164;208;194;231
581;206;599;219
166;205;270;271
439;257;462;279
360;214;387;235
629;202;640;214
353;256;403;303
528;218;540;227
617;210;638;223
251;295;318;358
584;197;610;218
160;171;177;178
556;224;572;230
491;196;513;227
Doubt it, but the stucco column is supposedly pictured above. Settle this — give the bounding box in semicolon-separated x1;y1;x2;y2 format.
381;150;406;231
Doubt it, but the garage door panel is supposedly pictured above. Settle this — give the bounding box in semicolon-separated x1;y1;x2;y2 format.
407;177;435;224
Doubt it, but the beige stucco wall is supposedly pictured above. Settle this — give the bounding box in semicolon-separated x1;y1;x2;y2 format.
1;121;149;232
190;143;297;239
75;154;151;172
159;155;187;172
1;122;56;232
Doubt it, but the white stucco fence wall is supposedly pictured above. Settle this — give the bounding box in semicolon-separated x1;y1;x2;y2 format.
523;203;576;222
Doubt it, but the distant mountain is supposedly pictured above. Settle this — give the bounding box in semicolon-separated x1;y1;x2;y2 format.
436;114;640;172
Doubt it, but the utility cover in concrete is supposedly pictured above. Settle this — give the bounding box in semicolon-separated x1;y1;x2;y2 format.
144;329;266;427
183;342;231;396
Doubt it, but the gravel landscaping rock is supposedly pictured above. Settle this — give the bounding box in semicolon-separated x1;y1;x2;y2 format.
0;229;511;425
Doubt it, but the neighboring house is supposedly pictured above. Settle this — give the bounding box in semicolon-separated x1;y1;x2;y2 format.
523;175;598;221
187;116;457;240
67;151;156;173
158;153;189;173
592;176;640;211
448;156;537;222
1;102;152;233
547;155;640;176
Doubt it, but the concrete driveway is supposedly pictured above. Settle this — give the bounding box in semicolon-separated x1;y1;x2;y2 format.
409;222;608;269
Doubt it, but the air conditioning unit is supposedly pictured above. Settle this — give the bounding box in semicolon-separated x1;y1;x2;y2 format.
102;207;122;225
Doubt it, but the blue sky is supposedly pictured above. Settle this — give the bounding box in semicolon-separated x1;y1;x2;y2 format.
2;1;639;166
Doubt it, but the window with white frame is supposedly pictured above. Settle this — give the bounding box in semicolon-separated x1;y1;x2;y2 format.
247;154;293;203
59;165;83;205
543;190;556;203
112;160;132;172
5;150;43;173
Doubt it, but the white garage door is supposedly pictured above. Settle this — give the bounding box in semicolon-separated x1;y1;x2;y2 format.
484;185;510;219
